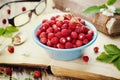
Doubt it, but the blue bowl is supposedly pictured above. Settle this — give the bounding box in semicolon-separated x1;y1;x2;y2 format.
33;20;98;60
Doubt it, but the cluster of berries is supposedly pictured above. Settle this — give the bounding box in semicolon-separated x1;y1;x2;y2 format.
36;14;94;49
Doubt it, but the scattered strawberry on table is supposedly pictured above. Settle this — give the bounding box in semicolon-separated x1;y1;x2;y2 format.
33;70;41;79
8;45;14;53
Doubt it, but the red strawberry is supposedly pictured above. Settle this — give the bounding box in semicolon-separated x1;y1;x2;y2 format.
55;32;62;38
56;20;63;27
0;67;4;73
5;68;12;75
51;37;59;45
48;33;55;39
75;40;82;47
42;19;48;23
69;22;76;30
71;31;78;39
2;18;7;24
33;70;41;79
22;6;26;12
83;56;89;62
39;32;46;38
61;29;70;37
78;33;86;40
60;37;66;44
8;46;14;53
7;9;11;14
40;37;48;44
94;46;99;53
50;16;56;20
83;38;89;45
65;42;73;49
57;43;65;49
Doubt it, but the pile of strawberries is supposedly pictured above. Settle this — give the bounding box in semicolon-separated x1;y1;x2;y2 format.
36;14;94;49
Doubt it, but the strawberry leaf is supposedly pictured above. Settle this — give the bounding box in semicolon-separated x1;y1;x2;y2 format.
24;78;32;80
104;44;120;55
96;52;119;63
113;57;120;70
1;26;19;37
6;26;18;33
98;4;106;9
107;0;116;5
83;6;100;14
0;28;5;35
115;8;120;14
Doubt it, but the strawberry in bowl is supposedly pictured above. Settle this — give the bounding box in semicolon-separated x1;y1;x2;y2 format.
33;14;98;60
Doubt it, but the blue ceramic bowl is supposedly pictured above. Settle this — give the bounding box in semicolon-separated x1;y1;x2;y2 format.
33;20;98;60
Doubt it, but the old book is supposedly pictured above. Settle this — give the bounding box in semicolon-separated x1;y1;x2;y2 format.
53;0;120;36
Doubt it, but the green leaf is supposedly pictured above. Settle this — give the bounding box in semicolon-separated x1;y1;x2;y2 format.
6;26;18;33
98;4;106;9
96;52;119;63
2;26;19;37
113;57;120;70
24;78;32;80
3;30;13;37
107;0;116;5
115;8;120;14
0;28;5;35
104;44;120;55
83;6;100;14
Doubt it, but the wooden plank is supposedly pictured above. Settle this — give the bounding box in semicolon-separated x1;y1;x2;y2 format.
51;66;119;80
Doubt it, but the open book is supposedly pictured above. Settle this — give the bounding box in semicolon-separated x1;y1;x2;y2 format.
0;12;120;79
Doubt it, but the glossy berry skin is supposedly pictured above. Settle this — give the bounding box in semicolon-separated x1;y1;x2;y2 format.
83;38;89;45
2;18;7;24
5;68;12;75
76;40;82;47
65;42;73;49
94;46;99;53
8;46;14;53
48;33;55;39
40;37;47;44
71;31;78;39
34;70;41;79
57;43;64;49
83;56;89;62
78;33;86;40
22;6;26;12
7;9;11;14
61;29;70;37
51;37;59;45
60;37;66;44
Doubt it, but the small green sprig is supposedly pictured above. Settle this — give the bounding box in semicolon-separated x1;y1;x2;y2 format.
96;44;120;70
0;26;19;38
83;0;120;14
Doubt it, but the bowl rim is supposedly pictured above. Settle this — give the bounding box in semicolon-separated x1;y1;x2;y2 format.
33;19;98;52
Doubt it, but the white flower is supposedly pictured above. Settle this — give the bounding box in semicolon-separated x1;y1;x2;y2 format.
108;6;116;13
102;10;114;16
